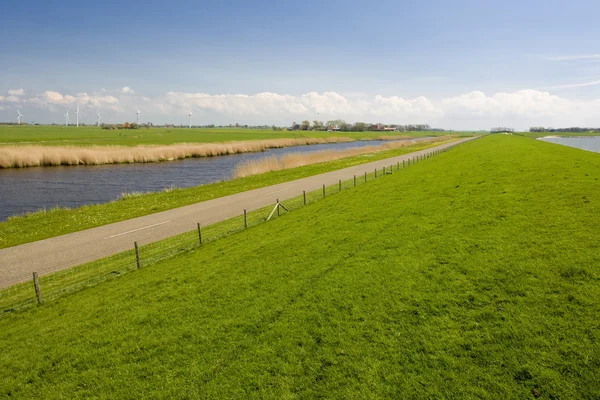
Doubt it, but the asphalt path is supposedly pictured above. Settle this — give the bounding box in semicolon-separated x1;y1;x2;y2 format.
0;137;476;288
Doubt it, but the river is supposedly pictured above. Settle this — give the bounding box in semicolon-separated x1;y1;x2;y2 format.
0;139;415;221
538;136;600;153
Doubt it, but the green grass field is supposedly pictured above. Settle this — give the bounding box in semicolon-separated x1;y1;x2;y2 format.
0;125;464;146
0;138;458;249
1;135;598;398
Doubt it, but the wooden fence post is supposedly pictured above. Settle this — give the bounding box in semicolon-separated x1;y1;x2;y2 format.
244;209;248;228
339;179;341;192
354;175;356;187
134;241;141;269
322;184;326;198
32;272;42;305
375;168;377;178
303;190;306;205
364;171;367;182
397;161;400;170
383;166;386;175
197;223;202;244
276;200;280;217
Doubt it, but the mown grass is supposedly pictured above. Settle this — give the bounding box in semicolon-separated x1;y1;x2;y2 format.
1;135;599;398
0;125;467;146
0;138;459;249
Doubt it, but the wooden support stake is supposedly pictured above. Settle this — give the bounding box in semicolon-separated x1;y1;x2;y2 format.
375;168;377;178
323;184;326;198
365;171;367;182
134;241;141;269
383;166;386;175
197;223;202;244
397;161;400;170
244;209;248;228
303;190;306;205
32;272;42;305
339;179;342;192
276;200;280;217
403;160;406;168
354;175;356;187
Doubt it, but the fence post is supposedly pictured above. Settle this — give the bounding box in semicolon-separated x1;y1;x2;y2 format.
276;200;280;217
354;175;356;187
339;179;341;192
32;272;42;305
244;209;248;228
134;241;141;269
197;223;202;244
403;160;406;168
322;184;326;198
383;166;385;175
390;165;392;174
303;190;306;205
365;171;367;182
375;168;377;178
397;161;400;170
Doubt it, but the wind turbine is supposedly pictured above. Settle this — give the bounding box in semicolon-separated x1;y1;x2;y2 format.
75;103;80;127
136;108;140;125
97;111;102;126
188;111;192;129
64;109;71;127
17;110;23;125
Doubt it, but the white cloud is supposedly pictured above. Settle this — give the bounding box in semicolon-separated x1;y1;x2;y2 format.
547;54;600;61
121;86;135;94
5;96;21;103
0;96;4;102
371;95;441;117
7;88;24;96
547;80;600;89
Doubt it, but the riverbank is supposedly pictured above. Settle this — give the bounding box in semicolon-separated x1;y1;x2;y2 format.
0;137;460;248
233;136;451;178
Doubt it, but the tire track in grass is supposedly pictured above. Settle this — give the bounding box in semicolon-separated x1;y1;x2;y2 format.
196;204;379;391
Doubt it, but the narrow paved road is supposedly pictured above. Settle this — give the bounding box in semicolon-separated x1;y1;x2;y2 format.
0;137;475;288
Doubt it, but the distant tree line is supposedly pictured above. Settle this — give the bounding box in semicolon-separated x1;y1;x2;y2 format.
101;122;145;130
491;127;515;133
287;120;436;132
529;127;600;133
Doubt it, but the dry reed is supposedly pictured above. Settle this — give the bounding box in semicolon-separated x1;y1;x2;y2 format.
233;136;451;178
0;137;356;168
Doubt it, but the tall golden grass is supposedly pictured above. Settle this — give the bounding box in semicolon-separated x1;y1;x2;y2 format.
233;136;451;178
0;137;358;168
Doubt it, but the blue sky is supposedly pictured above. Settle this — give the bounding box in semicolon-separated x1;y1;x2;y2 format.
2;0;600;129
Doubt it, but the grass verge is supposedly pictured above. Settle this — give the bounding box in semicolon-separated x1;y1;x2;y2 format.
0;137;459;249
0;135;598;398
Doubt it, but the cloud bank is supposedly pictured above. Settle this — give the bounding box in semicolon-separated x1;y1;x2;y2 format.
2;87;600;130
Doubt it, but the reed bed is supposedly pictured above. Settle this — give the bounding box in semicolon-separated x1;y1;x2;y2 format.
234;136;450;178
0;137;356;168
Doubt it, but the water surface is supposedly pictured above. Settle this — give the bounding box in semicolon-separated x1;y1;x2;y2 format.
538;136;600;153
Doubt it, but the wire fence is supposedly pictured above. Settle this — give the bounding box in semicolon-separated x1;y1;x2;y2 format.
1;145;456;315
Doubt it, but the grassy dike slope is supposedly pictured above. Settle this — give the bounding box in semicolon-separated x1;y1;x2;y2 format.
1;135;599;399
